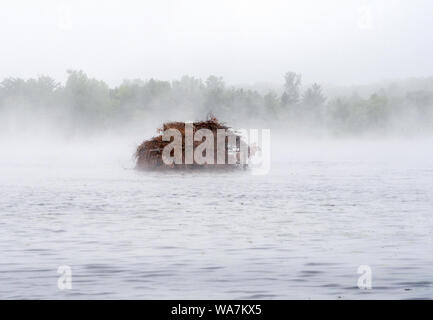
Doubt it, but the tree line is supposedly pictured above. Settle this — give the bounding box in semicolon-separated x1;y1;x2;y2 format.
1;70;432;136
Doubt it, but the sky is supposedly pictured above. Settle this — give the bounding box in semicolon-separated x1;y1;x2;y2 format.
0;0;432;86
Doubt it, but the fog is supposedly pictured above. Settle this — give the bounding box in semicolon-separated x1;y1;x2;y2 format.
0;0;431;148
3;1;433;300
1;1;433;148
1;0;433;86
1;69;432;145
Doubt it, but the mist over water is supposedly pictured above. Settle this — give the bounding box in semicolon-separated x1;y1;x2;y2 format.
1;123;433;298
1;0;433;299
1;71;433;299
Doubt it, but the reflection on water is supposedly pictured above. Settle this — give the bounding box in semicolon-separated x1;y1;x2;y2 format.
0;141;432;299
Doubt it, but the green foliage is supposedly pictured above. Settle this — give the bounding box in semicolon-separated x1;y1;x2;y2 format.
1;70;432;135
302;83;326;108
282;72;302;106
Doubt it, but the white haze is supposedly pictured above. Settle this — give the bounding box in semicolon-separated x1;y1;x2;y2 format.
1;0;433;300
1;0;432;86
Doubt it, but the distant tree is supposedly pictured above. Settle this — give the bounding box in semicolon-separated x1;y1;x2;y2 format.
205;75;225;92
0;76;59;108
113;79;145;103
280;92;289;107
302;83;326;107
3;69;433;136
406;90;433;107
366;92;388;125
110;79;147;114
264;91;279;114
172;75;204;94
0;77;26;94
64;70;112;128
204;75;226;115
145;79;171;98
281;72;302;106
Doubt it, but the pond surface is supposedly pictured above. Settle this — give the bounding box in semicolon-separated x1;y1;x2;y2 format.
1;140;432;299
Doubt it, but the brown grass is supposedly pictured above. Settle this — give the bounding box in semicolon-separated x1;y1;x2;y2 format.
135;116;249;170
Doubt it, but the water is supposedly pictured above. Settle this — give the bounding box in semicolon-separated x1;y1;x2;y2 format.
0;139;432;299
